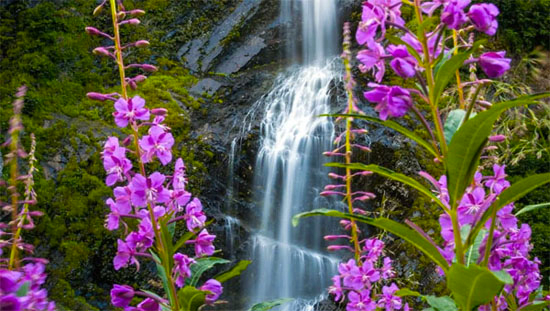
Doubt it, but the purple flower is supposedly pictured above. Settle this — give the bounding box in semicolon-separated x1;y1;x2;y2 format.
479;51;511;78
137;217;155;248
139;126;174;165
378;283;402;311
358;260;380;288
364;84;413;120
0;295;21;311
457;186;486;223
106;197;131;230
192;229;216;257
173;253;196;288
356;3;385;46
0;270;21;293
111;284;135;307
328;276;344;302
113;95;150;127
129;172;171;207
441;0;471;30
339;259;363;291
364;238;385;261
137;298;160;311
103;144;132;186
421;0;448;16
172;158;187;191
387;45;417;78
484;164;510;194
113;232;147;270
185;198;206;231
357;42;386;83
347;290;376;311
381;257;395;279
468;3;499;35
200;279;223;304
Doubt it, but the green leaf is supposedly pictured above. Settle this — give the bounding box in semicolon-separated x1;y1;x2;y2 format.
520;300;550;311
140;289;165;303
326;163;447;210
150;251;177;304
465;228;486;267
446;94;550;209
249;298;294;311
178;285;207;311
424;295;458;311
15;281;30;297
515;202;550;216
443;109;476;145
466;173;550;249
432;49;475;106
395;288;422;297
215;260;251;283
323;113;438;158
292;208;450;271
447;263;512;310
188;257;230;287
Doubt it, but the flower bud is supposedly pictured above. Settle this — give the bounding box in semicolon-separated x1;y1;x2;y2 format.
117;11;126;20
93;47;111;57
85;26;101;36
120;18;140;26
489;135;506;142
135;40;150;47
151;108;168;116
87;92;109;101
128;9;145;16
141;64;158;72
122;135;133;146
133;75;147;83
93;4;104;16
129;80;138;90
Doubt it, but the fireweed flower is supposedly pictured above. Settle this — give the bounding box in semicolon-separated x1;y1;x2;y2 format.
479;51;511;78
173;253;196;287
468;3;499;35
347;290;376;311
110;284;135;307
363;83;413;120
441;0;471;29
200;279;223;304
129;172;171;207
136;298;160;311
139;125;175;165
190;229;216;257
378;283;402;311
103;143;132;186
113;95;150;127
357;42;386;83
185;198;207;231
387;44;417;78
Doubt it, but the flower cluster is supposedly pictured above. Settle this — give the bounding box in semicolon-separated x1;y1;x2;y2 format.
422;165;542;309
328;238;407;311
87;1;222;309
356;0;511;120
0;87;56;310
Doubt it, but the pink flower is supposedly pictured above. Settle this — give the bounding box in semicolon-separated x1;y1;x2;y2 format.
110;284;134;307
441;0;471;30
347;290;376;311
136;298;160;311
113;95;150;127
479;51;511;78
129;172;171;207
105;198;131;230
363;83;412;120
185;198;206;231
191;229;216;257
357;42;386;82
387;44;417;78
103;144;132;186
468;3;499;35
139;126;174;165
200;279;223;304
173;253;196;287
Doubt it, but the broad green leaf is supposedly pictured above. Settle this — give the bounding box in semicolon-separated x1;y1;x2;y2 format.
292;208;450;271
178;285;207;311
466;173;550;249
326;163;447;210
323;113;438;158
215;260;251;283
16;281;30;297
386;34;423;64
188;257;230;287
424;295;458;311
515;202;550;216
446;94;550;209
447;263;512;310
150;251;176;304
465;229;486;267
395;288;422;297
443;109;476;145
249;298;294;311
520;300;550;311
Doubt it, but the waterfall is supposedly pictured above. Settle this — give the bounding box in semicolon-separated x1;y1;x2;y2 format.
242;0;342;309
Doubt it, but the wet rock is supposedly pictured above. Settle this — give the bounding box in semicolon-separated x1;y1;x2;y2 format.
215;36;267;74
190;78;224;96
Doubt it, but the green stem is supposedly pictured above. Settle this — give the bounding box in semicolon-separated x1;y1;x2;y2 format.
8;116;20;270
481;206;498;267
450;209;465;265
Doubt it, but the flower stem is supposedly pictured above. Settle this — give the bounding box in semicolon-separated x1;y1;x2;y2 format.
453;30;466;109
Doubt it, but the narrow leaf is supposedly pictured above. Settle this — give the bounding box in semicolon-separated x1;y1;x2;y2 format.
150;251;176;304
514;202;550;216
292;208;449;271
323;113;438;157
188;257;230;287
520;300;550;311
215;260;252;283
249;298;294;311
395;288;422;297
327;163;447;210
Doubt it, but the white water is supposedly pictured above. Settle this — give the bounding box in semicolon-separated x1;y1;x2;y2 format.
243;0;341;309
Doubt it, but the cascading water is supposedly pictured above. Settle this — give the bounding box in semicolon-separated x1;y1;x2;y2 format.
242;0;342;309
